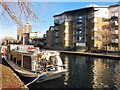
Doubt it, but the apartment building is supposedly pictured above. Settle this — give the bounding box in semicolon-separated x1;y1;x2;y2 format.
108;4;120;51
23;23;32;45
46;4;120;51
46;26;60;49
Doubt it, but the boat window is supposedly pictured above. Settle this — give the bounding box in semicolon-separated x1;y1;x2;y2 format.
17;54;21;66
23;56;31;70
13;53;16;63
48;56;57;65
10;54;13;61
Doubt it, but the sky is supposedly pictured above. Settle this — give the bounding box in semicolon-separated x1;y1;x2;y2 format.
0;1;119;40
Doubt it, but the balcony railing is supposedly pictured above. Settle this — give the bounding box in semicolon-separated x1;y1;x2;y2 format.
111;39;118;43
65;36;69;40
54;27;59;30
65;29;69;33
111;12;118;18
114;30;118;34
111;21;118;26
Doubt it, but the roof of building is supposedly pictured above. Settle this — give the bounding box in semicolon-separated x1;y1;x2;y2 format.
53;5;109;17
109;4;120;7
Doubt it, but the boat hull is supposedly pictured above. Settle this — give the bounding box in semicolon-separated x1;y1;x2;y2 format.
3;56;65;83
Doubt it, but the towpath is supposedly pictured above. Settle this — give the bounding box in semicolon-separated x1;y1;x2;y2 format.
0;49;27;89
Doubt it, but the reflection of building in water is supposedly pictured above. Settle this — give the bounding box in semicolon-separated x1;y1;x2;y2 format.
64;56;69;86
92;58;104;88
118;61;120;89
92;58;120;89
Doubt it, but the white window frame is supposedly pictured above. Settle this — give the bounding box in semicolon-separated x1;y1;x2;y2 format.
65;29;69;33
65;22;69;26
94;18;98;23
94;27;98;31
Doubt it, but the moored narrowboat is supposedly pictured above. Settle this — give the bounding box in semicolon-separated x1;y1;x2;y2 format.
2;45;66;83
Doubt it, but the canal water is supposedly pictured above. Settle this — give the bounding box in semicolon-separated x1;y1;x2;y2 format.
28;53;120;89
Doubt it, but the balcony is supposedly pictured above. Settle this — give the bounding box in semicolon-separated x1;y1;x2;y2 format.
54;32;59;37
111;21;118;26
54;39;59;43
65;29;69;33
114;30;118;34
65;36;69;40
54;20;60;25
111;12;118;18
92;27;98;31
54;27;59;30
111;39;118;43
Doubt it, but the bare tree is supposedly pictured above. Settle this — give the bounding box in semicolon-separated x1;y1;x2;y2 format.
0;1;45;28
96;25;116;53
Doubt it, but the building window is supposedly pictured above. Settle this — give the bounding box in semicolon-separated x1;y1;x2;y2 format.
65;29;69;33
79;16;82;19
94;44;98;47
54;27;59;30
94;27;98;31
55;32;59;37
65;36;69;40
79;31;82;34
65;41;69;47
94;18;98;23
79;37;82;41
65;22;69;26
55;38;59;43
94;35;98;40
79;20;82;22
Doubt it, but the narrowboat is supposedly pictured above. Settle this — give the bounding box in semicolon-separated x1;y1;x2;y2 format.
2;45;65;83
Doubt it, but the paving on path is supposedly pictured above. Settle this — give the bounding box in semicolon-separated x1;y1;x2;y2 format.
0;58;27;89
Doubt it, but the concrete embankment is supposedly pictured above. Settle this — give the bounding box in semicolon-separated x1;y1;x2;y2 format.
60;51;120;59
1;58;27;89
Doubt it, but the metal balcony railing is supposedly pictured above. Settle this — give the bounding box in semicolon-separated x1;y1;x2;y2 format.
111;39;118;43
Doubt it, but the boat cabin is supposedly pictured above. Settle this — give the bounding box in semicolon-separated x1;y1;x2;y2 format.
7;45;38;71
6;45;60;72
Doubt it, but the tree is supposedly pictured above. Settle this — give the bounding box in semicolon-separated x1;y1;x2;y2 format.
0;1;43;28
96;25;116;53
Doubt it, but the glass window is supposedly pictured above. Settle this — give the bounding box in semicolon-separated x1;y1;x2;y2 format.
23;56;31;70
94;44;98;47
10;54;13;61
65;29;69;33
65;36;69;40
94;18;98;22
94;27;98;31
13;53;16;63
65;22;69;26
17;54;21;66
79;16;82;19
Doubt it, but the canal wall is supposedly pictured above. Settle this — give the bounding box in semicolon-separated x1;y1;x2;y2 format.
60;51;120;59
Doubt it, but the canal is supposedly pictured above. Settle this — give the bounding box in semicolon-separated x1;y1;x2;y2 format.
27;53;120;89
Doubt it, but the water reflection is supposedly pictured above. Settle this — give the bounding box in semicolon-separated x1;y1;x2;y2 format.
61;53;120;89
29;53;120;89
92;58;120;89
64;56;69;86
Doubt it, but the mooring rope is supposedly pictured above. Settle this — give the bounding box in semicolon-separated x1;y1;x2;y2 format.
23;73;44;88
22;64;65;88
